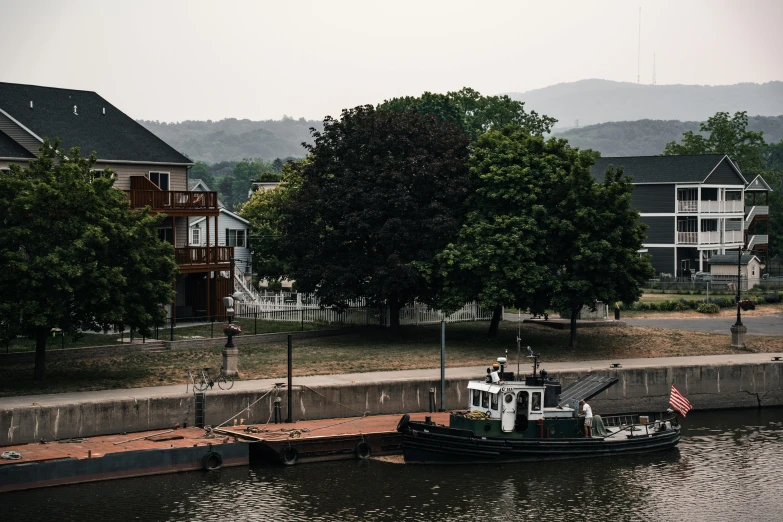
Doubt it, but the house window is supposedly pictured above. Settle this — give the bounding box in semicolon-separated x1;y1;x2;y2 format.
0;168;10;174
227;229;246;248
157;228;173;244
752;265;756;277
191;227;201;245
147;172;170;191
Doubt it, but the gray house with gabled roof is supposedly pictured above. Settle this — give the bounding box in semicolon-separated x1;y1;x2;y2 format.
590;154;771;277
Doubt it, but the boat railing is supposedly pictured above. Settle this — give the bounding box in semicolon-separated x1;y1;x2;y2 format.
600;414;640;427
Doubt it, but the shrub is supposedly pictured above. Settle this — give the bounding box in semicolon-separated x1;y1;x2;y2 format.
697;303;720;314
764;294;781;303
672;301;689;311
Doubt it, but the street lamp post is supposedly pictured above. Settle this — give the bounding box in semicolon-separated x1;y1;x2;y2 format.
222;291;244;377
730;248;747;348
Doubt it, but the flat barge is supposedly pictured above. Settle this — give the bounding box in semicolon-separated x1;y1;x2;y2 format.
0;413;446;492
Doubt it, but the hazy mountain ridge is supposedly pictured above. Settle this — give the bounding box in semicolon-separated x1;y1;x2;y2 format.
139;117;320;163
508;79;783;129
139;80;783;163
554;115;783;157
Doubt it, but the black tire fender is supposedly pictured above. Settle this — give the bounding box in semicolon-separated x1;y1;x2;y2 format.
396;414;410;433
355;441;371;459
202;451;223;471
280;446;299;466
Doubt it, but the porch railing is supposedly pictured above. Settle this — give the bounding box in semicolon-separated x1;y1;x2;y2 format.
678;230;743;245
174;246;234;266
126;190;219;212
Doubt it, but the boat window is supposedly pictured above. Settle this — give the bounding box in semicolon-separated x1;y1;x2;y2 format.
481;391;489;408
472;389;481;407
531;392;541;411
490;392;499;410
517;391;529;412
504;393;514;404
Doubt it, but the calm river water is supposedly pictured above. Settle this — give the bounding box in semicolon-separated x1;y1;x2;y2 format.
5;407;783;521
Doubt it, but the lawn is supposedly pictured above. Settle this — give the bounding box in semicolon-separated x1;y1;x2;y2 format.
2;319;335;354
2;320;781;397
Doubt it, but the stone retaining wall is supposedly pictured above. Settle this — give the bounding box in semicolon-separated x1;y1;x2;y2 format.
2;361;781;446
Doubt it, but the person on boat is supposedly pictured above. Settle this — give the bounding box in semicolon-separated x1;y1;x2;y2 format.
579;400;593;438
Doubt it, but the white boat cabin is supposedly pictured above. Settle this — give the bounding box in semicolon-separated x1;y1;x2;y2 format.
467;380;575;433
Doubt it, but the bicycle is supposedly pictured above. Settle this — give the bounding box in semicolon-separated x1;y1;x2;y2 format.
193;366;234;391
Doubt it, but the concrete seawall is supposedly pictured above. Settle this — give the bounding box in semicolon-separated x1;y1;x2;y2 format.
2;358;782;446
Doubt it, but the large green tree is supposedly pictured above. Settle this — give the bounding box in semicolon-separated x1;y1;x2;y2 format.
239;161;302;285
277;105;470;328
0;141;176;380
549;164;654;347
437;126;563;336
379;87;556;140
663;111;766;174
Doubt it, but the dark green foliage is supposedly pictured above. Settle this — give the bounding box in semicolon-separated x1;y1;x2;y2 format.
438;126;652;345
697;303;720;314
239;161;301;285
139;118;318;164
550;162;654;346
277;105;471;328
555;116;783;157
0;140;176;380
379;87;556;140
663;111;767;174
190;161;216;188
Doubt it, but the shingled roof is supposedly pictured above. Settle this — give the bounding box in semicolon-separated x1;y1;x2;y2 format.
0;129;34;159
708;253;758;266
0;82;192;164
590;154;728;184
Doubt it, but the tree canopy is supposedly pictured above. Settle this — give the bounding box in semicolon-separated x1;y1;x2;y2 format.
438;126;651;345
276;105;471;328
379;87;557;140
0;141;176;380
663;111;767;174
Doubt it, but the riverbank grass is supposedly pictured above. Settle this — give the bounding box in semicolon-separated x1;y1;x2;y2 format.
1;320;781;397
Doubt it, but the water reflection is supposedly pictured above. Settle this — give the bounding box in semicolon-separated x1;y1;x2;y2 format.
5;408;783;521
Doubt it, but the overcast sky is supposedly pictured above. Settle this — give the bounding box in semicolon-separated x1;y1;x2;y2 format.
2;0;781;122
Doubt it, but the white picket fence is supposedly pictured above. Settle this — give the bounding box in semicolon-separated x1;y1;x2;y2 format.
235;300;493;327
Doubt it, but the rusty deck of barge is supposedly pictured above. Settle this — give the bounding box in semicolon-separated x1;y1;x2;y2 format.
0;412;448;492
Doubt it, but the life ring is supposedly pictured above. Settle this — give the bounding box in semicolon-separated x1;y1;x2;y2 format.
396;414;410;432
280;446;299;466
202;451;223;471
355;441;371;459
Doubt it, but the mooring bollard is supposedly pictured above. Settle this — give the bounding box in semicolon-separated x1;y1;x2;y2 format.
429;388;436;413
274;397;282;424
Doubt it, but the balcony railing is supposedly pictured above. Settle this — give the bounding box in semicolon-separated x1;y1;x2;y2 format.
126;190;219;212
677;200;744;213
677;230;743;245
174;247;234;267
678;200;698;212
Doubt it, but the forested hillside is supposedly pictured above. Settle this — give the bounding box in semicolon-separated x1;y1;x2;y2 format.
555;116;783;156
509;79;783;128
139;117;319;163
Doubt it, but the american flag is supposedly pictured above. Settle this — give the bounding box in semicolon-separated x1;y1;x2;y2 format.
669;384;692;417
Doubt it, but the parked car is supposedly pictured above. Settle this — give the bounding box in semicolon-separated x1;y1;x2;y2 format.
694;272;712;282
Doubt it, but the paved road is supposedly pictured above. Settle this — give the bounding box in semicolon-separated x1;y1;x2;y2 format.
626;315;783;336
4;353;782;409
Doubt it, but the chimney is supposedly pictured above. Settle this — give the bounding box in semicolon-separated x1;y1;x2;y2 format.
73;105;78;115
30;101;33;109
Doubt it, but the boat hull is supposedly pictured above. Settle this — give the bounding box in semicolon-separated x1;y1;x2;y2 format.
401;422;680;464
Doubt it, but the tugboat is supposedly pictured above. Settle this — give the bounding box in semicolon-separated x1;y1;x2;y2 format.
397;348;680;464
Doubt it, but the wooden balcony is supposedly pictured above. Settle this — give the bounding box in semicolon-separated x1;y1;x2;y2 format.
175;247;234;273
125;190;220;216
125;176;219;216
